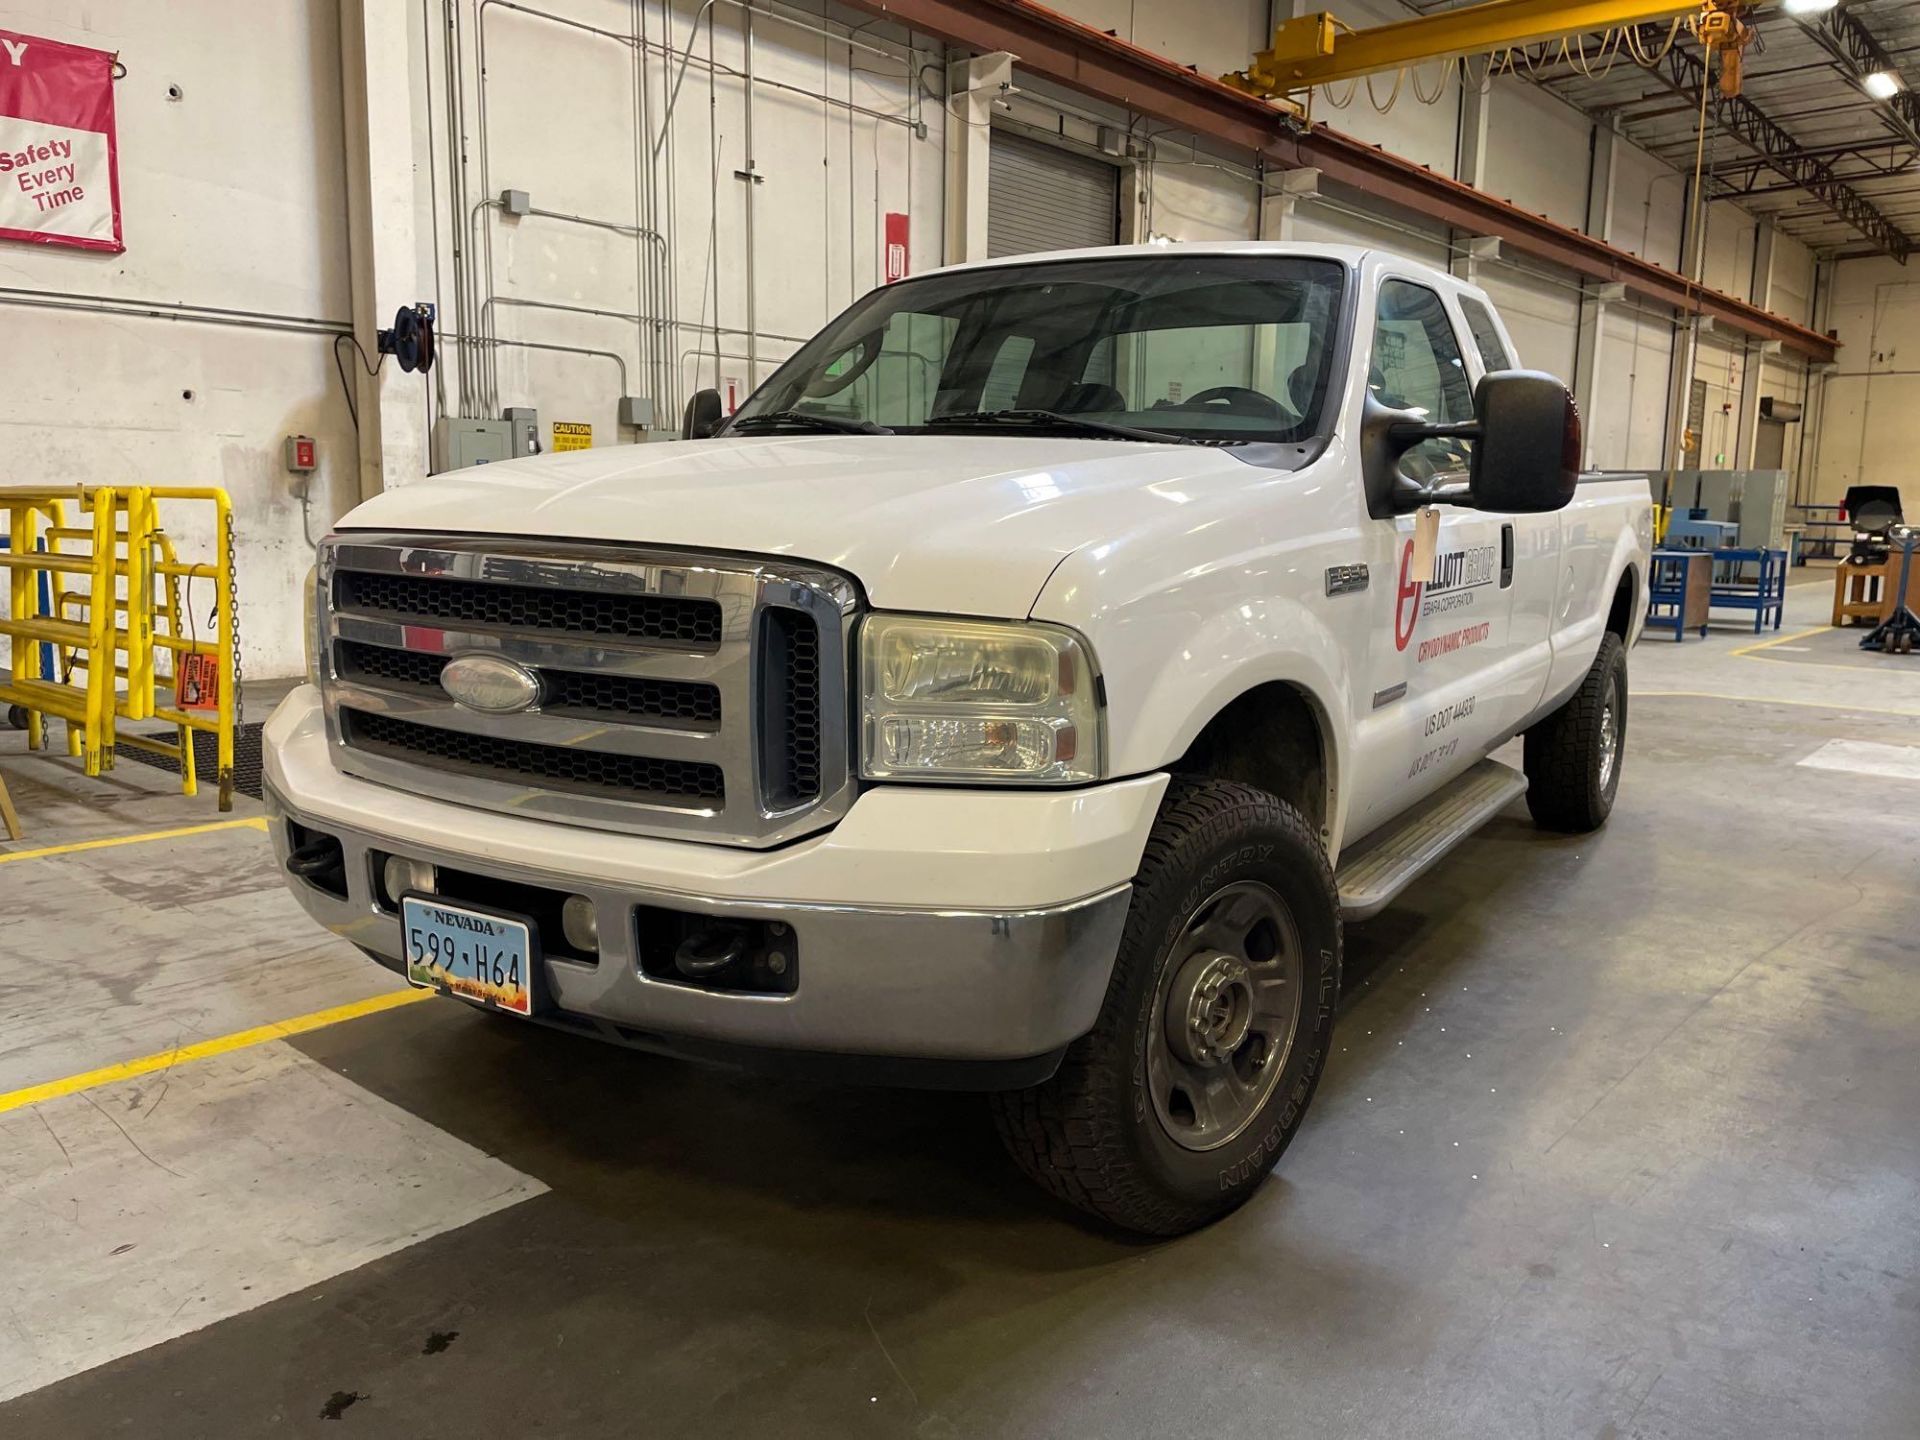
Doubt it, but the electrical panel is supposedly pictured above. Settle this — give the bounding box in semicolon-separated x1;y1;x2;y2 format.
503;407;540;457
1738;471;1790;551
433;417;514;472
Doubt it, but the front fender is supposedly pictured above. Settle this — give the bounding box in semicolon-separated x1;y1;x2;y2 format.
1036;560;1358;855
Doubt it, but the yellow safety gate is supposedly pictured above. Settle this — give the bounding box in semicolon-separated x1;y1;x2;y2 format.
0;485;240;810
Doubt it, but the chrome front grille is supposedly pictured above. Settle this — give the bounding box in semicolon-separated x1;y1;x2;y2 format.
317;535;857;848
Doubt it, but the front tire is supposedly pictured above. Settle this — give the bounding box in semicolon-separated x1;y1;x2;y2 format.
991;778;1341;1236
1523;631;1626;833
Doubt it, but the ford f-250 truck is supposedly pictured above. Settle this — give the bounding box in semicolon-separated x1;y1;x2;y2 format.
269;243;1651;1235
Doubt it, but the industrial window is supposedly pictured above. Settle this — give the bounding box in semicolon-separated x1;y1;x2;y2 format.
1372;280;1474;481
987;130;1119;258
1458;296;1513;373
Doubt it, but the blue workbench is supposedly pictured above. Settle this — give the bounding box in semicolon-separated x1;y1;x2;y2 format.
1706;546;1788;633
1647;546;1787;638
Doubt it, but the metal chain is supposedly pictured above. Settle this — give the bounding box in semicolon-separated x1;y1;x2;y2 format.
225;520;246;728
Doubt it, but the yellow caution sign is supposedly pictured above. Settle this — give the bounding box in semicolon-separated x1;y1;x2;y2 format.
552;422;592;452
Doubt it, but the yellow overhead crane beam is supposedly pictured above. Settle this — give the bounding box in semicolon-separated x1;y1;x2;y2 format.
1225;0;1700;93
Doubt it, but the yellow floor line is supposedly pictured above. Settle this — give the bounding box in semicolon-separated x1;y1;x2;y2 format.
0;815;267;865
1636;690;1920;718
0;989;433;1117
1730;625;1828;658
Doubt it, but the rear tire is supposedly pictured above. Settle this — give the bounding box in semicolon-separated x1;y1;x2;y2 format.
991;777;1341;1236
1523;631;1626;833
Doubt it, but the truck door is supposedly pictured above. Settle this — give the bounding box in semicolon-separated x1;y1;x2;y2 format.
1346;276;1521;840
1453;292;1560;720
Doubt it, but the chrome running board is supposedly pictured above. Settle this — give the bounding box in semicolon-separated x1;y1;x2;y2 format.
1336;759;1529;921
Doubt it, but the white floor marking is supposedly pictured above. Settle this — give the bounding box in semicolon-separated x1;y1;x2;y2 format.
0;1043;544;1403
1797;738;1920;782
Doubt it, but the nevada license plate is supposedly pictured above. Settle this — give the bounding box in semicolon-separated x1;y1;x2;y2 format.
402;896;535;1017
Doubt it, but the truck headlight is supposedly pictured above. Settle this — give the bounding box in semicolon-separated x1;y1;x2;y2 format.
302;564;322;687
859;614;1103;783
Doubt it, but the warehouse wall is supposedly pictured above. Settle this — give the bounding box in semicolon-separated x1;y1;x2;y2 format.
1808;254;1920;508
0;0;357;680
416;0;940;446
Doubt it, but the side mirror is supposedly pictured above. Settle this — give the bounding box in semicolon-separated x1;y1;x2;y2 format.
682;388;724;440
1363;369;1580;516
1468;370;1580;514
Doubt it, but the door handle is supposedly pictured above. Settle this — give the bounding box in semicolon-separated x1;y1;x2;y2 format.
1500;523;1516;588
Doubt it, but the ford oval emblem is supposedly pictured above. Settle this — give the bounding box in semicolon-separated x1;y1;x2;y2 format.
441;654;543;714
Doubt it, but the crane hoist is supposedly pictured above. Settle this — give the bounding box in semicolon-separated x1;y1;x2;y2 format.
1224;0;1753;99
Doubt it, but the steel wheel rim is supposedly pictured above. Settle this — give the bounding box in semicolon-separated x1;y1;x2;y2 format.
1146;880;1304;1153
1599;693;1620;792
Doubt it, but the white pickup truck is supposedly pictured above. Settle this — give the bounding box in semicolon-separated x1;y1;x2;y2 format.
269;242;1650;1234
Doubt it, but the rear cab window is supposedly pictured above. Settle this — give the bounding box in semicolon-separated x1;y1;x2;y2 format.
1457;296;1513;374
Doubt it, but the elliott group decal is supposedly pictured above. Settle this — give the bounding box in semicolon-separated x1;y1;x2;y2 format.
1393;538;1499;658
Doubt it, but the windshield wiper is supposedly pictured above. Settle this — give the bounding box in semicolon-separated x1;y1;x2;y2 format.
727;409;893;436
923;409;1201;445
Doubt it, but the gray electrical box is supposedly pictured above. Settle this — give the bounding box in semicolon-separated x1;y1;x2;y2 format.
618;395;655;430
433;417;514;471
503;406;541;457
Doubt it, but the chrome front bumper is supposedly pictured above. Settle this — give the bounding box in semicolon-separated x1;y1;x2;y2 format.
265;784;1131;1076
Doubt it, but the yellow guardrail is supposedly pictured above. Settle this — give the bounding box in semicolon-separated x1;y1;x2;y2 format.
1;485;239;809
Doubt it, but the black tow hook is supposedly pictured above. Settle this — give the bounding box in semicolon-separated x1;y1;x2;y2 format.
285;835;345;879
674;926;748;979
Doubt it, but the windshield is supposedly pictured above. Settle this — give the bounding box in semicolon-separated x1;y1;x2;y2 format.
729;254;1348;446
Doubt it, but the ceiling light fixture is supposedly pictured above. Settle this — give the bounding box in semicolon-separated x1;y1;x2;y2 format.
1781;0;1837;15
1863;69;1905;100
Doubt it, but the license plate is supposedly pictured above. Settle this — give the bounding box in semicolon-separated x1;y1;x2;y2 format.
402;896;536;1017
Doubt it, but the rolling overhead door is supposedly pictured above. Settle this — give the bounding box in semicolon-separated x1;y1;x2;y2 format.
988;130;1120;258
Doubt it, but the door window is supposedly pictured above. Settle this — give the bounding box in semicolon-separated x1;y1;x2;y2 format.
1371;280;1474;482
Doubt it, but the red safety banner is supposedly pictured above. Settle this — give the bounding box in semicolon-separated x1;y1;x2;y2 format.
884;211;909;284
0;29;123;252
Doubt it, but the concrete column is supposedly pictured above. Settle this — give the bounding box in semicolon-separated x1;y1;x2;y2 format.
1259;167;1319;241
1121;159;1150;244
1453;235;1500;284
1799;258;1837;505
1572;121;1620;465
1734;223;1779;468
944;53;1014;266
1662;181;1715;474
1448;75;1492;281
337;0;427;497
1455;69;1491;190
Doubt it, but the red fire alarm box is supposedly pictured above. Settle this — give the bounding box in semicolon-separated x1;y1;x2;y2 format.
284;435;317;473
884;212;909;283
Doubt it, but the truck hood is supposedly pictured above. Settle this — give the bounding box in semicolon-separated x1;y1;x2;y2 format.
340;434;1253;615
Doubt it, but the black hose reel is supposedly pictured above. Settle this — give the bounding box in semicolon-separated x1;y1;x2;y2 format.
376;302;437;373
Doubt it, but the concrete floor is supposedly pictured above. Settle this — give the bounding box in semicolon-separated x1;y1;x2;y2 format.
3;574;1918;1437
